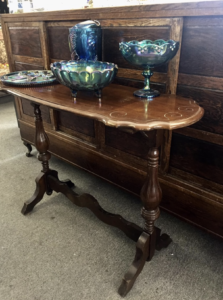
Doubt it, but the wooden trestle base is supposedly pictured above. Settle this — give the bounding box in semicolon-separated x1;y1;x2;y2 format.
21;103;172;297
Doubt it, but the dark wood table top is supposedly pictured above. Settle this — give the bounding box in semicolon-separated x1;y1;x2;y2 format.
1;83;204;131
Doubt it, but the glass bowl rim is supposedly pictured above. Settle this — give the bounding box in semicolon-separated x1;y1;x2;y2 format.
119;39;178;47
50;60;118;74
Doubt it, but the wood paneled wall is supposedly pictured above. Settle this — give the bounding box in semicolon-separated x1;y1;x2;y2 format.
173;17;223;197
2;1;223;237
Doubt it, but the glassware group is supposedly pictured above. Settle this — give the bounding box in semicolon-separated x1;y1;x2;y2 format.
50;20;179;100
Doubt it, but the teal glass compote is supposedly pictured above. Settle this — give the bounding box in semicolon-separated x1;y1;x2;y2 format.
50;60;118;100
119;39;179;99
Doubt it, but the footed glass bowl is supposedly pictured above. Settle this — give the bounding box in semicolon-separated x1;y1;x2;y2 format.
119;39;179;99
50;60;118;99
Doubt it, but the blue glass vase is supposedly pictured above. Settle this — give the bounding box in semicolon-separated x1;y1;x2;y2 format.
68;20;102;61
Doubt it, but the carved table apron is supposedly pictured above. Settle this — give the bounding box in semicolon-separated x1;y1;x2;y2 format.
1;83;204;297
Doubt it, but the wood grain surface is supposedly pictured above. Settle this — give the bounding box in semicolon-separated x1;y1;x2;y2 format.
1;83;204;131
9;27;42;58
177;85;223;135
170;133;223;185
15;62;44;71
47;26;71;60
57;110;95;137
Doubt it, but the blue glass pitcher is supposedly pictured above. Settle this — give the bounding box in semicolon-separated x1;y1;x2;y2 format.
68;20;102;61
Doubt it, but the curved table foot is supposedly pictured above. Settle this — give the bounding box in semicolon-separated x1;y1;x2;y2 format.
23;141;33;157
156;233;172;251
21;172;47;215
21;170;75;215
118;232;150;297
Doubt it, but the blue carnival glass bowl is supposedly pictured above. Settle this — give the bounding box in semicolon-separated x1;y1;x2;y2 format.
50;60;118;99
119;39;179;99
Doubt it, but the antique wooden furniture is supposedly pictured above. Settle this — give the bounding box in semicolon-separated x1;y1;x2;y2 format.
0;82;204;295
1;1;223;238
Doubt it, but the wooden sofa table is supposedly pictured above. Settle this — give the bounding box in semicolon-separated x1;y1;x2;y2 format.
1;83;204;296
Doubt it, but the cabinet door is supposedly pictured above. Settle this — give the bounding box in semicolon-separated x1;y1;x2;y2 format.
4;21;49;71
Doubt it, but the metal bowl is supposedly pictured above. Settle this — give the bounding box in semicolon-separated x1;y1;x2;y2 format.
119;39;179;69
50;60;118;99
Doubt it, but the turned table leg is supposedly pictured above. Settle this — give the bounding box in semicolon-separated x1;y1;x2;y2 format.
140;147;163;260
21;103;74;215
118;147;171;297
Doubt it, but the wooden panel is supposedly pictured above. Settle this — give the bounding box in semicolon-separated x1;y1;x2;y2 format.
161;181;223;237
184;16;223;27
177;85;223;135
15;62;44;71
161;17;183;173
100;18;173;27
167;17;183;94
47;26;71;60
13;96;22;120
21;98;51;123
13;55;44;66
169;166;223;195
9;27;42;58
105;127;156;159
39;22;50;69
178;73;223;90
170;133;223;185
102;27;170;72
179;19;223;76
47;21;82;27
175;127;223;146
57;110;95;137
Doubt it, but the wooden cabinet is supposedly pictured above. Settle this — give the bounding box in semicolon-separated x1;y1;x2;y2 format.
2;1;223;238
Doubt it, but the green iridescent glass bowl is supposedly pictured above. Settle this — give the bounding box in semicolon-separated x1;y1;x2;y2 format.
119;39;179;99
50;60;118;99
